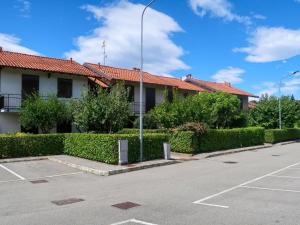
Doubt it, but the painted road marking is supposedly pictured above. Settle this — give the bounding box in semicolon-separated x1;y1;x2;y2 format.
0;164;26;180
193;162;300;208
240;185;300;193
196;202;229;208
270;175;300;179
111;218;158;225
0;171;83;184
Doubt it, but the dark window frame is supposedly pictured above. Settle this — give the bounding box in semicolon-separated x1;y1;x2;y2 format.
57;78;73;98
126;85;135;102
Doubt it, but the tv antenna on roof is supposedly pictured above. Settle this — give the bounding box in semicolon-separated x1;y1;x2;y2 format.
102;40;108;66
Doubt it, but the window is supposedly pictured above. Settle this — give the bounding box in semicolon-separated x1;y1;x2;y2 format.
22;75;39;99
126;85;135;102
167;87;174;102
57;78;72;98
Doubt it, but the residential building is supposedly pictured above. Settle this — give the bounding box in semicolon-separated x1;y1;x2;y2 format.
84;63;204;114
0;49;102;133
183;74;257;110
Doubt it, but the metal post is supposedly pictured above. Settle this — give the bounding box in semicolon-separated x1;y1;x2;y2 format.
140;0;156;162
278;80;282;129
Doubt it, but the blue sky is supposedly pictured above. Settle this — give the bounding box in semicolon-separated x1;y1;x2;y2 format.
1;0;300;98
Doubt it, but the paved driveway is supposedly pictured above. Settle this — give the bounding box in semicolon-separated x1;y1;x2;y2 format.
0;143;300;225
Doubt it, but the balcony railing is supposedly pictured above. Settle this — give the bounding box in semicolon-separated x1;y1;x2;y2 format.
129;102;145;115
0;94;77;113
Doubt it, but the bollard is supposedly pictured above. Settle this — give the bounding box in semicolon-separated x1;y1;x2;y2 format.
163;143;171;160
118;139;128;165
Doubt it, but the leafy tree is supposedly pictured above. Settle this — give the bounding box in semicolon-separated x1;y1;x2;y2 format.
20;94;71;133
152;91;245;129
72;82;130;133
249;95;300;129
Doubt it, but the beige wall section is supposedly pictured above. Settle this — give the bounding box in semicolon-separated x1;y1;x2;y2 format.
0;113;20;133
0;68;89;98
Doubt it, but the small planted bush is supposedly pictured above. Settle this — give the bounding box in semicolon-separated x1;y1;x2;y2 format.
265;129;300;144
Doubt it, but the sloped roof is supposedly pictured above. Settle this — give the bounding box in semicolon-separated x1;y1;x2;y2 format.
84;63;204;92
0;50;97;77
186;77;258;97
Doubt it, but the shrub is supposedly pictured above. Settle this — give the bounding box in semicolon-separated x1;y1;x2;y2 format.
198;128;265;153
117;128;169;134
64;133;169;164
0;134;64;159
175;122;208;135
72;82;130;133
265;129;300;144
133;113;158;129
169;131;199;154
20;94;71;133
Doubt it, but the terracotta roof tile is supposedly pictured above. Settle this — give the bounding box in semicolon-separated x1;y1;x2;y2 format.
0;50;97;77
84;63;204;92
187;77;257;97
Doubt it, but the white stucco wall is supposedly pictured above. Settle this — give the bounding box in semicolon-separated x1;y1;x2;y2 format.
0;68;89;133
0;113;20;133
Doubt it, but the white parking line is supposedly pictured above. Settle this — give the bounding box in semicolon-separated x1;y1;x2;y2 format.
193;162;300;208
0;164;26;180
270;175;300;179
111;218;158;225
240;185;300;193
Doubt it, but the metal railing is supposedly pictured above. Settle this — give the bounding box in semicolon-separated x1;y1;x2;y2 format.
0;94;77;113
129;102;145;114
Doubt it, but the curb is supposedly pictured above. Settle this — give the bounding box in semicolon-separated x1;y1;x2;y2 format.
49;157;178;176
0;156;48;164
203;144;271;159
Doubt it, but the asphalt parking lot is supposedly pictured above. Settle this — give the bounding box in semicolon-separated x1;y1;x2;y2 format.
0;142;300;225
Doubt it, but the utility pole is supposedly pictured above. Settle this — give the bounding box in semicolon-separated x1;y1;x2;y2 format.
102;40;107;66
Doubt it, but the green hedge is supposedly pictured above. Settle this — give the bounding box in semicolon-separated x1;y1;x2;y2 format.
169;131;199;154
0;133;169;165
265;128;300;144
198;128;265;153
64;133;168;164
118;128;169;134
0;134;64;158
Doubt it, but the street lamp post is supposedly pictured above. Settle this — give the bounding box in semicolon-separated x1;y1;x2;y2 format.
139;0;156;162
278;71;299;129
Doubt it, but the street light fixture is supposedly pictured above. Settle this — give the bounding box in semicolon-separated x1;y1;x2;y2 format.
278;70;300;129
139;0;156;162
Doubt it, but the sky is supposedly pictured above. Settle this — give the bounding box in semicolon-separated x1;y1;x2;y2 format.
0;0;300;98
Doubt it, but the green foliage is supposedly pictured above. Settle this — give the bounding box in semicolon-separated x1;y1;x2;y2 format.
133;112;158;129
175;122;208;135
198;128;265;153
64;133;169;164
152;91;245;129
0;134;64;158
169;131;199;154
20;94;71;133
72;82;130;133
265;129;300;144
249;95;300;129
118;128;169;134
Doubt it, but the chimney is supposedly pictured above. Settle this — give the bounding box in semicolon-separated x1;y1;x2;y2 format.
70;58;73;63
133;67;140;71
224;82;231;87
182;74;192;81
0;46;2;52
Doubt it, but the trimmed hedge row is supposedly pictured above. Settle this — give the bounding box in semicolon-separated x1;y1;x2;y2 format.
64;133;168;164
117;128;168;134
0;134;64;158
265;128;300;144
198;128;265;153
0;133;169;165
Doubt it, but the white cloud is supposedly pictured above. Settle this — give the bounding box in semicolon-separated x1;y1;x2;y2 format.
65;0;189;75
212;66;245;84
0;33;39;55
255;79;300;96
235;27;300;63
253;14;266;20
189;0;251;25
17;0;31;18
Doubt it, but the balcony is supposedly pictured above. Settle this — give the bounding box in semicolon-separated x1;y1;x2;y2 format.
129;102;145;115
0;94;22;112
0;94;77;113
